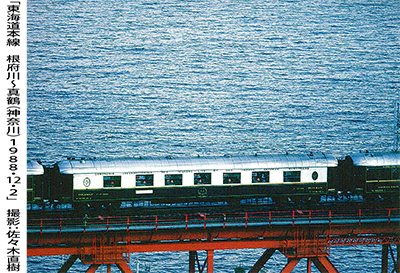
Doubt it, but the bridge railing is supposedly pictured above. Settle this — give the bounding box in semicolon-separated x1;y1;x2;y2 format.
27;207;400;234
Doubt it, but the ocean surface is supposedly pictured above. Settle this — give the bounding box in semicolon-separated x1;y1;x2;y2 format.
27;0;399;272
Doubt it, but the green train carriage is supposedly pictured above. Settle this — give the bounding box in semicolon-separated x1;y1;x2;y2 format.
342;152;400;198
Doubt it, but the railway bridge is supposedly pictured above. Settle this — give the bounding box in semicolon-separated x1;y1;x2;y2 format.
28;206;400;273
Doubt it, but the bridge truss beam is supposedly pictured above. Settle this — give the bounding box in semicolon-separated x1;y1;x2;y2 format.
28;221;399;272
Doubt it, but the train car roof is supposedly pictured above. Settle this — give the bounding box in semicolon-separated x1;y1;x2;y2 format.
347;152;400;167
27;160;44;175
56;153;338;175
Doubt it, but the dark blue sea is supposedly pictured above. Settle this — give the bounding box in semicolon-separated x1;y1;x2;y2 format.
27;0;399;272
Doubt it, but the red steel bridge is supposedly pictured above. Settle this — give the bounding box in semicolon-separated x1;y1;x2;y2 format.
28;206;400;273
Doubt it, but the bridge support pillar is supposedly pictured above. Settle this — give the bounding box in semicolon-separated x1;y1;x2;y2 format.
280;256;339;273
207;250;214;273
307;258;312;273
188;250;214;273
397;244;400;272
382;244;389;273
189;251;196;273
83;263;133;273
247;247;340;273
57;253;134;272
382;244;400;273
281;258;301;272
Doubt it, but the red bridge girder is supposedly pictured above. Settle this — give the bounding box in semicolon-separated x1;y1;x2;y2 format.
28;221;399;252
27;208;400;272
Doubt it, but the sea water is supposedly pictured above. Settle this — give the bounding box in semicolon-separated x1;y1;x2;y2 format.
27;0;399;272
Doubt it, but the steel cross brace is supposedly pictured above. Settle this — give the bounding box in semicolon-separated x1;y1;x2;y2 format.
188;250;214;273
311;256;339;273
58;255;79;273
279;256;339;273
85;263;133;273
57;254;134;273
248;249;277;273
246;248;339;273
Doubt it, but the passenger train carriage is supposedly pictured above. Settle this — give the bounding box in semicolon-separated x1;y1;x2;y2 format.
27;160;46;204
51;153;338;208
341;152;400;198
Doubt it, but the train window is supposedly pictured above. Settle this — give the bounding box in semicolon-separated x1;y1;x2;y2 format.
194;173;211;185
165;174;183;186
103;176;121;187
136;174;154;187
380;168;391;180
252;172;269;183
367;168;399;181
393;168;400;180
223;173;241;184
367;169;378;181
284;171;301;182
